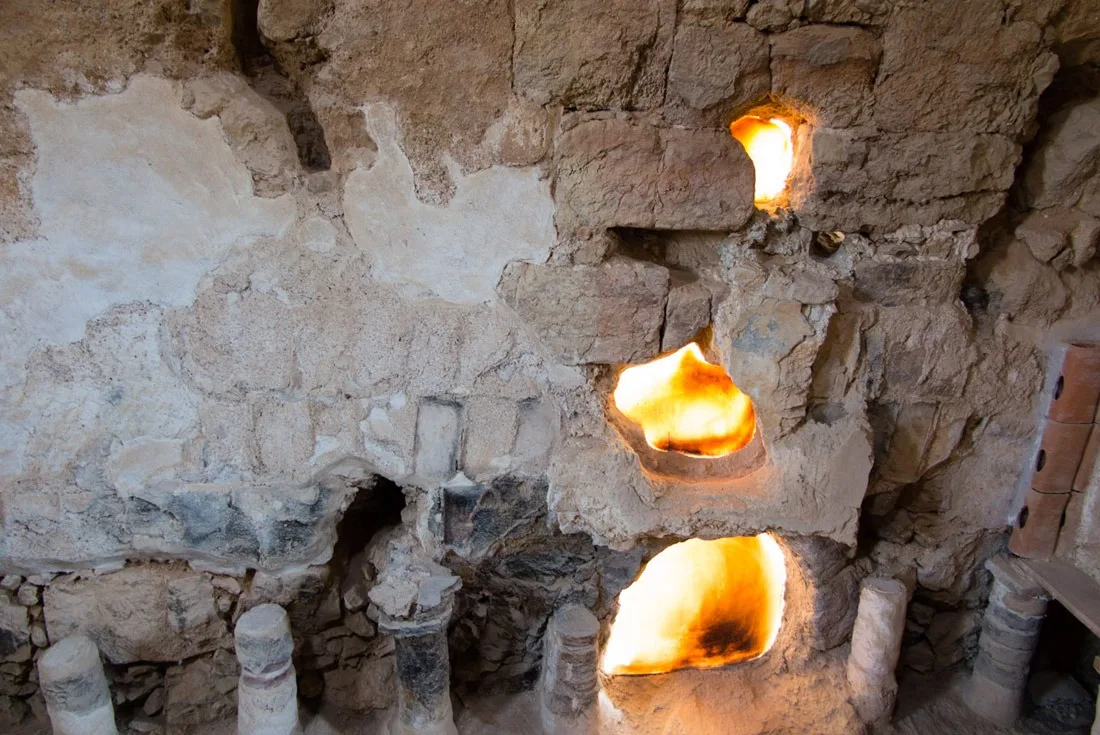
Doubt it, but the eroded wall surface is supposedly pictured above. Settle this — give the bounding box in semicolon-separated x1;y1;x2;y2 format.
2;0;1100;727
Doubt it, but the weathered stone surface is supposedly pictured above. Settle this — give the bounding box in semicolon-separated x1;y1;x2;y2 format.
164;650;237;727
1022;97;1100;211
852;259;964;306
513;0;675;109
43;566;230;665
667;20;769;113
864;304;976;402
258;0;331;43
1015;207;1100;267
343;104;554;305
803;0;890;25
322;655;395;712
0;595;29;659
501;259;669;365
794;128;1019;231
874;0;1056;137
662;280;713;350
746;0;802;31
771;26;881;127
555;118;754;232
242;567;341;636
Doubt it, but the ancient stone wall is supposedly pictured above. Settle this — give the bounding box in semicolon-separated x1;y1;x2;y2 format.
2;0;1100;729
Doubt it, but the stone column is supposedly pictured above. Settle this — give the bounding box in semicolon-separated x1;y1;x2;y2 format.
539;604;599;735
1092;656;1100;735
370;540;462;735
235;604;301;735
964;589;1048;727
37;635;118;735
846;577;908;724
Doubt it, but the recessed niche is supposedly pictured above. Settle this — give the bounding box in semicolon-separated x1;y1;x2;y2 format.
606;342;767;482
601;534;787;676
729;114;795;207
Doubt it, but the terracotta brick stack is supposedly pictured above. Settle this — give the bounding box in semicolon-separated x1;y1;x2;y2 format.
1011;342;1100;559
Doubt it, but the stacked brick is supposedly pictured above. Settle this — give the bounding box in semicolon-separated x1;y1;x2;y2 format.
1010;342;1100;558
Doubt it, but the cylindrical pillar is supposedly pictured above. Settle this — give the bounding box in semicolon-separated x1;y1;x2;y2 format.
846;577;908;723
964;590;1047;727
37;635;118;735
378;600;457;735
235;604;301;735
539;604;599;735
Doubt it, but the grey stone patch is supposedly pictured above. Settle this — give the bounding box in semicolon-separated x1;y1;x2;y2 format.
0;595;30;659
413;399;464;483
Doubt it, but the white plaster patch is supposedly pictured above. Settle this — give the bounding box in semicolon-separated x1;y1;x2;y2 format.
342;104;555;305
0;75;296;389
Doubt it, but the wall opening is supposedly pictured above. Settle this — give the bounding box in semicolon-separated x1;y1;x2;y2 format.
612;342;756;458
601;534;787;676
729;115;795;207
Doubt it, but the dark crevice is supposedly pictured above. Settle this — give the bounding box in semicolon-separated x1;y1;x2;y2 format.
332;476;407;562
228;0;332;172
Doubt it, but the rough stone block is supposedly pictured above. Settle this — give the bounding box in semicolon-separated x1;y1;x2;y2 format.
0;595;30;660
874;0;1055;137
554;118;754;233
852;259;964;307
164;650;238;727
513;0;675;109
414;399;464;482
667;20;769;113
43;566;230;665
501;259;669;365
771;25;881;127
662;280;712;351
1023;97;1100;210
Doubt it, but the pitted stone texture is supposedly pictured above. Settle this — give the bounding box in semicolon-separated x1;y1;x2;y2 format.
554;117;755;233
0;594;30;660
793;128;1019;231
874;0;1056;137
1022;97;1100;211
770;26;881;128
662;280;713;351
43;566;230;665
38;635;117;735
501;259;669;365
666;20;769;115
513;0;675;110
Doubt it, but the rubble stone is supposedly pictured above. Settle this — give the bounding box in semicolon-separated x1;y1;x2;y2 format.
771;26;881;127
667;20;769;114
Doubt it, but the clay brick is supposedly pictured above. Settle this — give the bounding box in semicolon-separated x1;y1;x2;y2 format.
1048;342;1100;424
1073;425;1099;492
1009;488;1070;560
1031;420;1092;494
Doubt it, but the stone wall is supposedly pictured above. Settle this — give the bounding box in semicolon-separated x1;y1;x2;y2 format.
2;0;1100;728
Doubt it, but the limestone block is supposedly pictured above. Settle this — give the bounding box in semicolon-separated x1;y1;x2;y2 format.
512;399;559;470
680;0;751;18
243;567;342;636
554;118;754;233
746;0;801;31
252;398;314;481
666;20;769;112
501;259;669;365
258;0;331;42
852;259;964;307
0;595;30;660
43;566;230;665
322;656;395;712
513;0;675;109
864;304;976;402
662;280;712;351
1015;207;1100;267
414;399;464;482
878;403;937;485
771;25;880;127
164;650;238;727
874;0;1055;137
803;0;891;24
1023;98;1100;210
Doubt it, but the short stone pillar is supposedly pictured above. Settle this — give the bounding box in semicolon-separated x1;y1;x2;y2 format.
539;604;599;735
846;577;908;724
370;540;462;735
235;604;301;735
37;635;118;735
964;590;1048;727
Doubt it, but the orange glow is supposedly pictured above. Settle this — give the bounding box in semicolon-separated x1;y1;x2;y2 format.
612;343;755;458
601;534;787;676
729;116;794;204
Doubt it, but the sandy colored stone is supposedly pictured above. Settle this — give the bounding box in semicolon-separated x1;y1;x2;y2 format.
501;259;669;365
1023;97;1100;211
513;0;675;109
667;20;770;113
43;566;230;665
771;25;881;127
